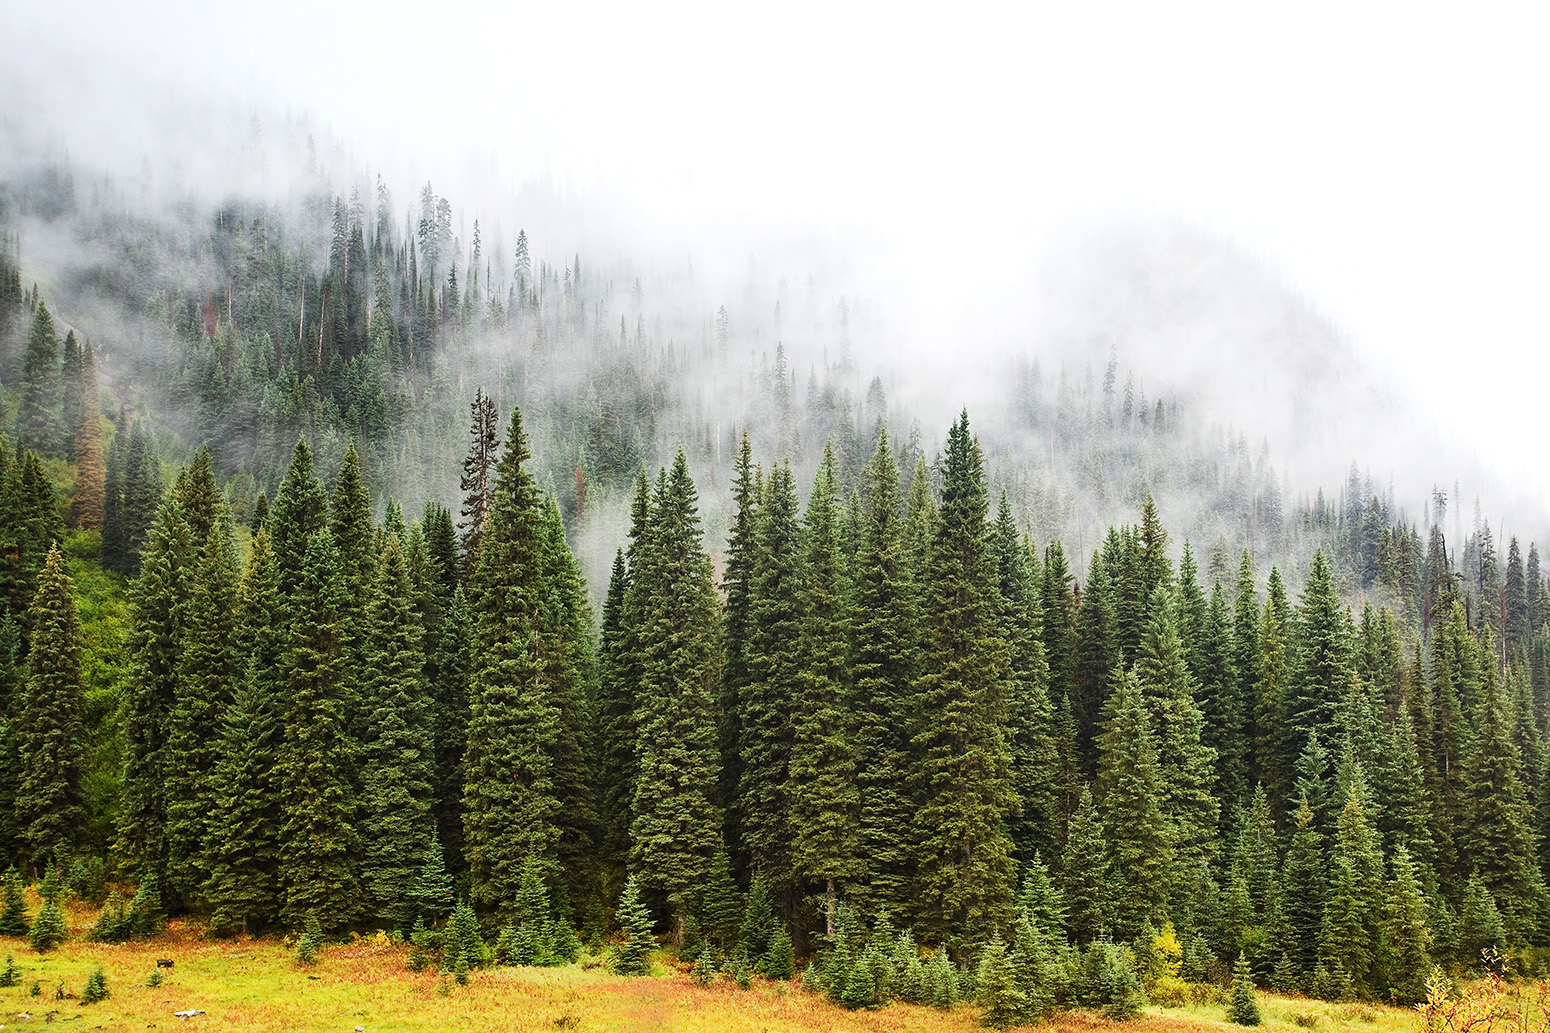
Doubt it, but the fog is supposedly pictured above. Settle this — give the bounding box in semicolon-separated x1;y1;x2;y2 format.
4;0;1548;579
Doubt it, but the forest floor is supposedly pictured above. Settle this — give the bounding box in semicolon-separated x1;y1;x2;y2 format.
0;902;1422;1033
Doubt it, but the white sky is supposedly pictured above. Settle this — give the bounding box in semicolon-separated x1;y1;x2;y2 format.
7;0;1550;504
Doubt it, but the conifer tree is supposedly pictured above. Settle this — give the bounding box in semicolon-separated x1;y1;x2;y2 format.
1199;581;1247;810
976;937;1028;1028
698;841;742;946
429;584;471;876
1227;952;1261;1025
1071;555;1119;774
1253;568;1292;806
629;452;723;935
1133;588;1220;895
164;521;240;905
458;389;499;574
268;439;328;597
13;546;85;869
612;875;654;976
1379;846;1431;1003
740;461;801;887
850;430;918;922
788;447;860;899
1063;785;1107;943
69;342;104;530
357;535;435;925
17;301;63;456
0;869;28;936
719;433;758;848
1279;798;1325;982
991;492;1058;865
910;412;1017;945
595;550;636;878
1286;552;1354;781
1318;772;1383;995
464;409;572;916
1095;669;1170;938
276;530;359;930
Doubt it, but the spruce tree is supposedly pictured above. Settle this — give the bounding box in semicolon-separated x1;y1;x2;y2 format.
1071;554;1120;775
267;438;328;597
114;496;193;893
612;875;654;976
1095;668;1170;938
1380;846;1431;1003
1280;797;1325;982
1063;785;1107;944
910;411;1017;945
276;530;359;930
719;433;758;853
1133;588;1220;898
1227;952;1261;1025
68;342;104;531
464;408;570;916
595;550;636;878
739;460;801;887
17;301;63;456
203;528;283;933
357;535;435;925
14;546;85;869
990;492;1058;866
628;451;723;934
976;937;1028;1028
165;521;240;906
458;389;499;575
1286;552;1354;785
849;430;918;922
0;868;29;936
788;447;860;901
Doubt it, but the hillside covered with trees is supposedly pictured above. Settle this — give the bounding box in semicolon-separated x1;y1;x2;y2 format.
1;132;1548;1025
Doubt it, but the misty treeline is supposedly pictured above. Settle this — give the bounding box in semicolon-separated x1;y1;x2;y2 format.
5;144;1550;1018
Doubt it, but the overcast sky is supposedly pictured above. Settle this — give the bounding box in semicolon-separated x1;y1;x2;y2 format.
6;0;1549;503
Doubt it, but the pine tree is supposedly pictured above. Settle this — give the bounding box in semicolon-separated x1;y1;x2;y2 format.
458;389;499;575
1072;555;1120;775
1286;552;1354;784
1063;785;1107;944
990;492;1058;866
1280;798;1325;982
849;430;918;922
203;528;284;933
1379;846;1432;1003
267;439;328;597
0;868;29;936
719;433;758;855
357;535;435;925
17;301;63;456
1095;669;1171;938
276;530;359;930
1227;952;1261;1025
628;452;723;934
1133;588;1220;899
14;546;85;869
164;522;240;906
612;875;654;976
595;550;636;878
910;412;1017;945
1200;580;1247;810
788;447;860;900
740;461;801;887
464;408;569;916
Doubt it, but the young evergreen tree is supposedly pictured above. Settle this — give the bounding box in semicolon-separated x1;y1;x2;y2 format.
910;412;1017;946
1279;797;1325;982
13;546;85;871
628;452;723;936
1095;669;1171;938
1379;845;1431;1003
612;875;655;976
1062;785;1107;943
1227;952;1261;1025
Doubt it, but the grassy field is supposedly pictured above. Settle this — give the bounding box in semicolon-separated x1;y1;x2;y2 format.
0;901;1422;1033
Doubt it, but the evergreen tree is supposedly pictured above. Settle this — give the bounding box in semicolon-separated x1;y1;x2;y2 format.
17;301;63;456
458;389;499;575
357;535;435;925
1063;785;1107;944
1071;555;1119;775
1133;588;1220;898
1227;953;1261;1025
739;461;801;887
975;937;1028;1029
1279;798;1325;982
14;546;85;869
990;492;1058;865
629;452;723;935
1095;669;1170;938
164;521;240;906
612;875;654;976
788;447;860;899
1286;552;1354;783
0;869;29;937
1379;845;1431;1003
849;430;918;921
267;439;328;597
276;530;359;930
910;412;1017;945
69;342;104;530
1318;773;1383;995
464;409;577;916
595;550;636;879
719;433;758;854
